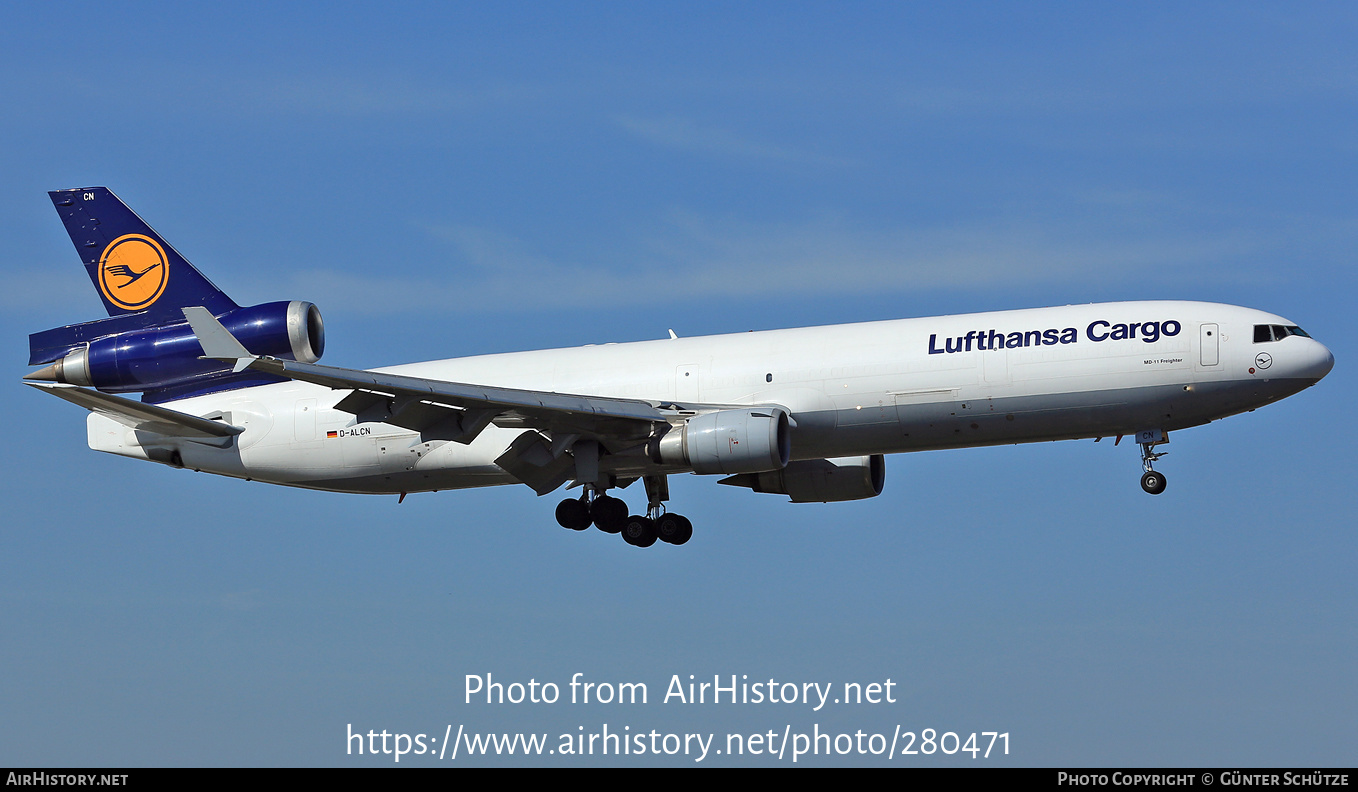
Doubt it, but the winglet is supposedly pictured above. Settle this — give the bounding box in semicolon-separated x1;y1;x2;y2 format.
183;307;255;372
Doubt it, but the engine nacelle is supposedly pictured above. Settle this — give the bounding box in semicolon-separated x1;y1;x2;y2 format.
649;407;791;475
719;455;885;502
34;300;324;394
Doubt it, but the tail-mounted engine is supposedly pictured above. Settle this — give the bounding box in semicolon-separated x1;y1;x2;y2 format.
27;300;324;395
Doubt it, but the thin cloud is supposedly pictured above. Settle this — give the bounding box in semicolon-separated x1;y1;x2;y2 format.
1;268;94;313
616;115;855;167
24;66;545;121
290;210;1279;316
893;85;1110;116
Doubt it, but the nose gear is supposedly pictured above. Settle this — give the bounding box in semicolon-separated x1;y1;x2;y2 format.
1137;430;1168;495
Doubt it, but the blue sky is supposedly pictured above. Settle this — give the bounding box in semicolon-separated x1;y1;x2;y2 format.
2;3;1354;766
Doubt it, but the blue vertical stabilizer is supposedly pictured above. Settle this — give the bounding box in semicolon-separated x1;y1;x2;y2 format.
47;187;238;321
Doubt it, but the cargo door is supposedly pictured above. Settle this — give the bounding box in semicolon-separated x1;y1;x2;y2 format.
1200;323;1220;367
294;398;317;441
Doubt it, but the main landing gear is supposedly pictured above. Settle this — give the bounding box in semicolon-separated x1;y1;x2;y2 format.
1137;430;1169;495
554;476;693;548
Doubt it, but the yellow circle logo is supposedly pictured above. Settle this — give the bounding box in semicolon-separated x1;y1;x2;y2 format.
98;234;169;311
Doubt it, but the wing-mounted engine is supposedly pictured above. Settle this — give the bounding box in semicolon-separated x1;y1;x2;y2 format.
648;407;791;475
719;455;885;502
27;300;325;396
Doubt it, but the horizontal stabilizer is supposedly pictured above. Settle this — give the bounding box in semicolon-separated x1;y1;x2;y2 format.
182;306;254;372
27;381;243;445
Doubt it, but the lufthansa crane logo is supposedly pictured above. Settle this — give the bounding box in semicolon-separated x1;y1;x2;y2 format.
98;234;169;310
1255;352;1273;370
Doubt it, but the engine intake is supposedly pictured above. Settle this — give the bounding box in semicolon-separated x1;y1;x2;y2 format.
649;407;791;475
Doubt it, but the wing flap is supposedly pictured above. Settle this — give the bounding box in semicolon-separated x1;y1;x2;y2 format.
494;431;576;495
333;390;497;444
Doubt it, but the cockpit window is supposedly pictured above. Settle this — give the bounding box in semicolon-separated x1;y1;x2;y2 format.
1255;324;1312;342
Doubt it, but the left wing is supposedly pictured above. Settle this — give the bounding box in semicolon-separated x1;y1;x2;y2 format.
183;306;671;441
183;307;684;492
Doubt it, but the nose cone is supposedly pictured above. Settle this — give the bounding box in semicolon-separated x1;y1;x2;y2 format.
1298;339;1335;382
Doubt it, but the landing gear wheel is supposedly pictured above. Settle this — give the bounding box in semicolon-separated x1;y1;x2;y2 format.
1140;470;1167;495
673;517;693;545
591;495;627;534
555;498;591;531
621;515;657;547
656;513;693;545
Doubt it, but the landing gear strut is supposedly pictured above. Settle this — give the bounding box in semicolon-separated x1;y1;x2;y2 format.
640;474;691;546
1138;430;1168;495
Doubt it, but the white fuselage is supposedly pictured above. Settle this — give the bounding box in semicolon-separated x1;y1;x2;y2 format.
86;301;1334;494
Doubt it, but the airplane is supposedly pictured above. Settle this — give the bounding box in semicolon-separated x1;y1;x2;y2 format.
26;187;1335;548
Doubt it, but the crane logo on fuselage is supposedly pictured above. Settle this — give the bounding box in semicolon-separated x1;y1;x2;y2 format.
97;234;169;311
928;320;1182;355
